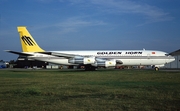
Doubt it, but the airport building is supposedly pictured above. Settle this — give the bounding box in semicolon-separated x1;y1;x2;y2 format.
164;49;180;69
15;56;47;68
15;56;66;69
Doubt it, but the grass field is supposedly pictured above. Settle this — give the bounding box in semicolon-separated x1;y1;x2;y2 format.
0;69;180;111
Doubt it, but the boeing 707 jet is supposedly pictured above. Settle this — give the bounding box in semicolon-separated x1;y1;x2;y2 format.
6;26;175;70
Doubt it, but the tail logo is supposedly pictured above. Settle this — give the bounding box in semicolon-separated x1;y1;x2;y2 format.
21;36;36;46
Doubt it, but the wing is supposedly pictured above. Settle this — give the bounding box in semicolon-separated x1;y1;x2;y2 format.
39;52;79;58
39;51;123;66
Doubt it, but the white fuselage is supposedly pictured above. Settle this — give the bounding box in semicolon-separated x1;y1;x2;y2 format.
26;50;175;67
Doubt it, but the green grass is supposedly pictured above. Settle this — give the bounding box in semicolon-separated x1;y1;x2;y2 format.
0;69;180;111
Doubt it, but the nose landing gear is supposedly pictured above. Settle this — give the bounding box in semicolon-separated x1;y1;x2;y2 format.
154;67;159;71
152;65;160;71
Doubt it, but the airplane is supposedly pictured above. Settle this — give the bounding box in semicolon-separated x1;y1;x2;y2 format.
6;26;175;71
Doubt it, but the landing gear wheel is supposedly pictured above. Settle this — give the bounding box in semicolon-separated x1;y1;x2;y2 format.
154;67;159;71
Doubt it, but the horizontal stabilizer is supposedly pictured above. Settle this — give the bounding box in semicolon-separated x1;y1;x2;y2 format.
5;50;33;56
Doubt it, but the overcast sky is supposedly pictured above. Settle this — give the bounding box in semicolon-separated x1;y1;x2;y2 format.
0;0;180;61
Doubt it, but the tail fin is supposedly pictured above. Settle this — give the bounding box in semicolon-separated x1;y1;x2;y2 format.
17;26;44;52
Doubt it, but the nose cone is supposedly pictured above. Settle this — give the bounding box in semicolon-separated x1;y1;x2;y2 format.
168;56;175;63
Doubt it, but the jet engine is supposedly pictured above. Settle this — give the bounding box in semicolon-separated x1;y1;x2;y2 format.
92;60;116;67
68;56;96;64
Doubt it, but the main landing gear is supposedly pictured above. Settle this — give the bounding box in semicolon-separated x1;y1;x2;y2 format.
154;67;159;71
152;65;159;71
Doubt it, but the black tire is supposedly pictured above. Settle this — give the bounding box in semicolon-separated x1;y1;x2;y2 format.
155;67;159;71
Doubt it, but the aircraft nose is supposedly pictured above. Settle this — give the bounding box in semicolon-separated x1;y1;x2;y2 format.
166;56;175;63
170;56;175;62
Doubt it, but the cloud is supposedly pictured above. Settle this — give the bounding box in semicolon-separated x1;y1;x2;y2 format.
56;17;106;27
35;0;174;27
35;0;54;3
94;0;173;22
32;16;107;35
54;17;107;34
60;0;173;24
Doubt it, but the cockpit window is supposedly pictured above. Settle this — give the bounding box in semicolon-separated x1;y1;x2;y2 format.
165;54;169;56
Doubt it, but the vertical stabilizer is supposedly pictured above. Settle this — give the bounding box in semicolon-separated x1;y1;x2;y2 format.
17;26;44;52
